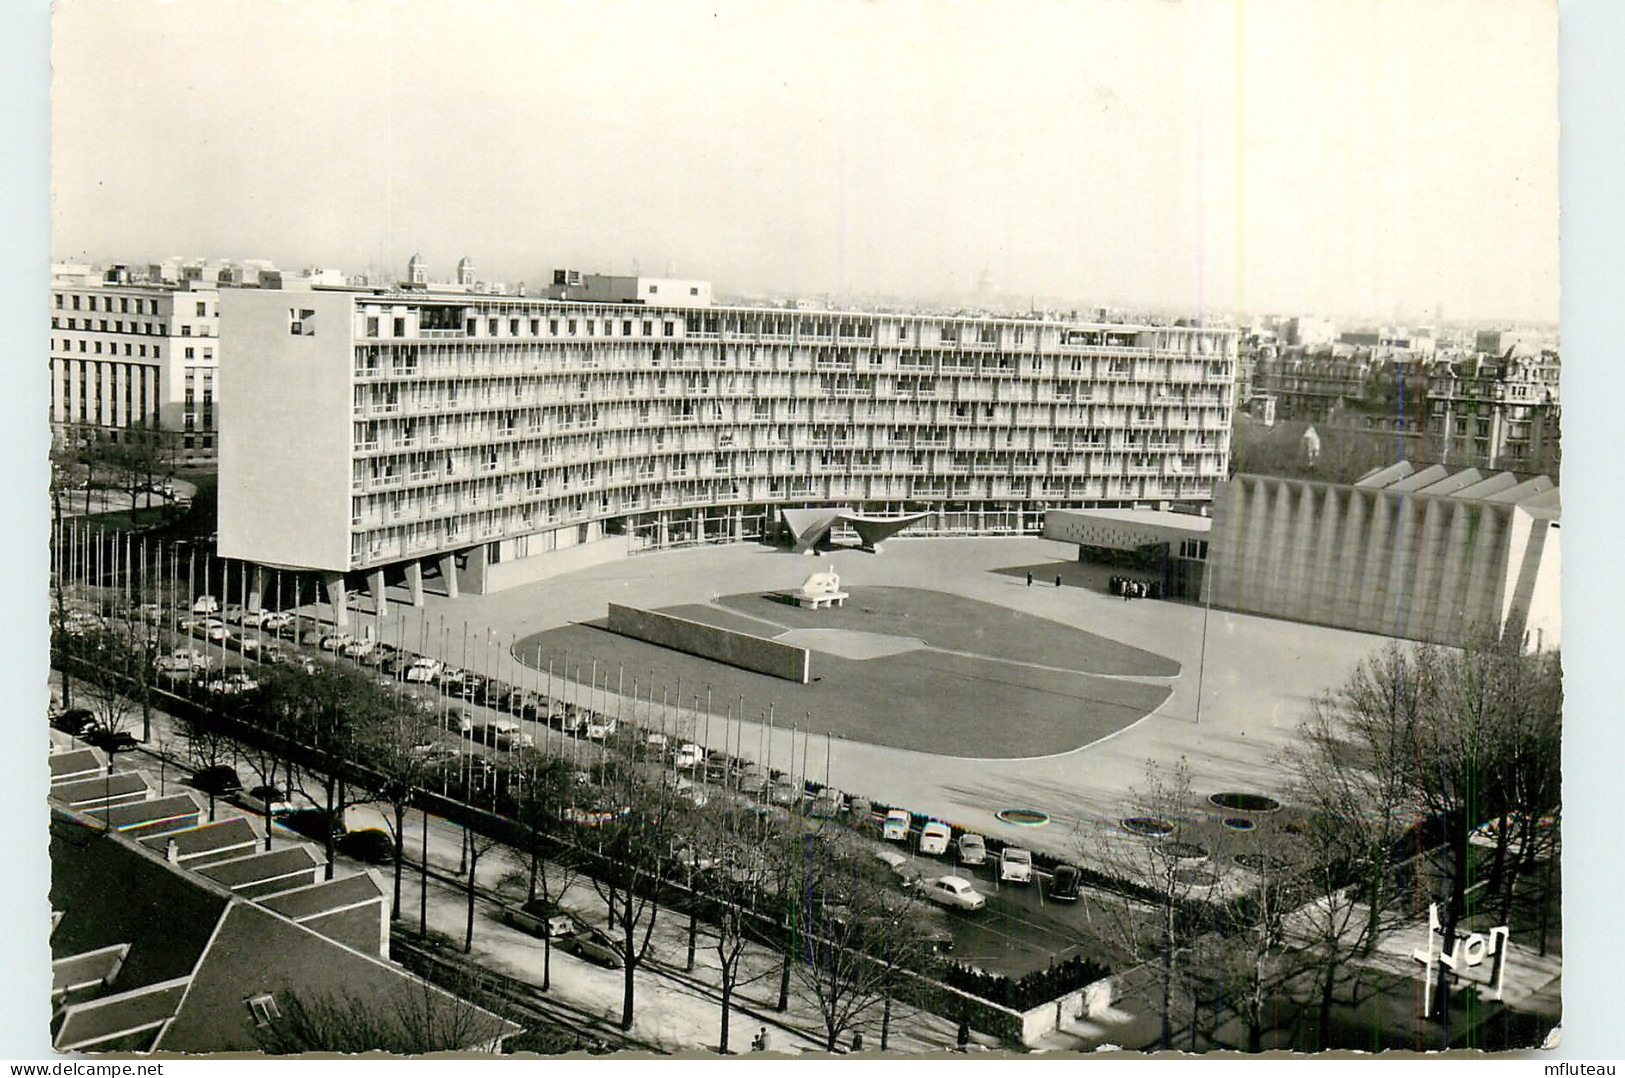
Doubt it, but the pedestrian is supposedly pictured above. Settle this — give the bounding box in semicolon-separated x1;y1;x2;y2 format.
1055;575;1062;588
1026;572;1033;587
851;1031;864;1052
957;1018;971;1051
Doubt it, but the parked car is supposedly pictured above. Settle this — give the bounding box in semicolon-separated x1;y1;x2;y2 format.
83;728;139;753
319;632;353;652
586;716;617;741
555;925;623;969
674;742;706;770
957;832;987;866
191;595;220;614
919;821;952;856
645;730;669;753
922;875;987;911
873;847;921;889
283;808;346;843
405;658;443;683
221;604;248;624
336;828;395;864
1049;864;1082;903
999;846;1034;884
502;898;575;941
342;638;376;659
360;642;397;667
50;708;95;735
157;648;204;675
848;797;874;829
259;611;294;632
235;635;263;656
236;785;291;816
881;809;913;843
203;621;233;643
808;788;843;818
191;765;243;797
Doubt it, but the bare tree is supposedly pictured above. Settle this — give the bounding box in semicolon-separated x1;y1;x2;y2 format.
174;712;238;822
259;663;391;878
71;626;143;762
1076;757;1209;1051
251;972;514;1054
356;698;442;920
1278;642;1420;1044
461;823;504;955
580;759;685;1031
780;829;936;1053
100;426;177;527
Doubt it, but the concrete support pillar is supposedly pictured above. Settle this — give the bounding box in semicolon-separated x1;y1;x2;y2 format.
323;572;349;630
406;561;425;607
368;568;388;619
249;566;266;613
439;553;459;599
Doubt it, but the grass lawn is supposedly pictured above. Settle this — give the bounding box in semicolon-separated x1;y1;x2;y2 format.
514;586;1176;758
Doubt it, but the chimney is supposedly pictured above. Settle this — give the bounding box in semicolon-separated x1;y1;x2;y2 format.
165;839;181;865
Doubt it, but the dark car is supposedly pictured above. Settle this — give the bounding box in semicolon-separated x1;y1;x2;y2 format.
83;727;139;753
1048;864;1082;903
555;925;624;969
191;765;243;796
283;808;346;843
337;828;395;864
51;708;95;735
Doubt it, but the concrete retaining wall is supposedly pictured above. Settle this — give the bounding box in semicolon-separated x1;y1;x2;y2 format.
606;602;810;683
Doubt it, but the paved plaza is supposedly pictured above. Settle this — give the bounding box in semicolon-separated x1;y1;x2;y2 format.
352;536;1394;863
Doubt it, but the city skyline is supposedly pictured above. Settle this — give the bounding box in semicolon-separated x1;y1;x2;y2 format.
51;0;1559;325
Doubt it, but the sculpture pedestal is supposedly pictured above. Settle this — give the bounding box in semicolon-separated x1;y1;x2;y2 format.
791;590;849;610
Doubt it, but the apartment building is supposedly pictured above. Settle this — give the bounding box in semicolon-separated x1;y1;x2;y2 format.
218;286;1236;618
50;268;222;464
1249;345;1560;473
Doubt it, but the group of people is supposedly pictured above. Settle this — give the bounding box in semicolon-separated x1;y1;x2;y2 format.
1110;575;1159;600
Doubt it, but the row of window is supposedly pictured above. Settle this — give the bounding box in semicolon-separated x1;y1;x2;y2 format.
55;338;164;359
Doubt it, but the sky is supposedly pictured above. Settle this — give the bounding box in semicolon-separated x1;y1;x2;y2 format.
50;0;1558;325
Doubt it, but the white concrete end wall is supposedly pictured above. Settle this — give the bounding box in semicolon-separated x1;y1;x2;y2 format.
218;289;354;572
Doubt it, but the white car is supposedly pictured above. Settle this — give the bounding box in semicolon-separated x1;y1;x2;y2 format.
919;821;952;856
405;658;443;683
259;611;294;632
191;595;220;614
674;743;706;769
922;875;987;911
586;716;618;740
958;832;987;866
999;846;1034;884
646;731;669;751
881;809;913;843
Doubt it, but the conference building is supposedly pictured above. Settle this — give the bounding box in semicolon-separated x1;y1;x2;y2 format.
217;282;1238;624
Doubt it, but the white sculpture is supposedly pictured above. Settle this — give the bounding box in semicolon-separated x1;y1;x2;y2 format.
793;569;848;609
800;569;841;597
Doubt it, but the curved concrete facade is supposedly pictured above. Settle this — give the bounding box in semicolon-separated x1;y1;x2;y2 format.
219;288;1236;598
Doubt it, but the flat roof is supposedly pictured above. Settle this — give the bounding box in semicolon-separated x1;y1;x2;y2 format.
1046;507;1212;534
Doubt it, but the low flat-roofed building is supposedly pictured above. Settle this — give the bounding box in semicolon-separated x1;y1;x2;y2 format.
48;803;516;1053
1043;507;1212;598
